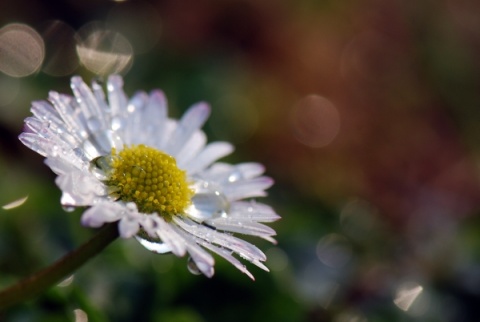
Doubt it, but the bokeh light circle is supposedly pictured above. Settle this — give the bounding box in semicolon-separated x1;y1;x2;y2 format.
0;23;45;77
291;94;340;148
316;233;352;268
75;21;133;76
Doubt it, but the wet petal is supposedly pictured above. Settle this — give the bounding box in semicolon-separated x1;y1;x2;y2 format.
164;102;210;156
223;176;274;201
184;142;234;174
119;215;140;238
81;202;124;227
201;242;255;280
229;201;281;222
204;217;276;238
19;74;279;280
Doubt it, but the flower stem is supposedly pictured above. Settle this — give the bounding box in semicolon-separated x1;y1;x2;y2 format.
0;223;119;310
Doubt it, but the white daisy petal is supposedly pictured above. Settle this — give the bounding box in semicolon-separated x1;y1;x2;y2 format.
24;117;54;139
204;217;276;238
233;163;266;180
173;217;267;263
91;79;109;110
56;170;105;207
201;162;231;179
19;133;54;157
30;101;83;150
202;162;266;185
200;242;255;280
125;91;149;145
229;201;281;223
143;216;187;257
19;132;83;165
48;91;89;142
260;235;278;244
71;78;124;154
164;102;210;156
45;155;87;175
187;247;215;278
249;259;270;272
119;215;141;238
107;75;129;117
184;142;234;174
223;176;274;201
31;101;62;126
25;116;78;148
20;75;280;279
71;76;109;130
143;90;168;148
176;131;207;168
79;139;103;160
44;157;73;175
81;202;124;227
170;224;215;277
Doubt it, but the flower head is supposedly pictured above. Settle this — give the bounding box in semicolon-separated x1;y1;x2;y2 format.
19;75;280;279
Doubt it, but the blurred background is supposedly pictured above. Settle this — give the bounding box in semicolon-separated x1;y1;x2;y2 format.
1;0;480;321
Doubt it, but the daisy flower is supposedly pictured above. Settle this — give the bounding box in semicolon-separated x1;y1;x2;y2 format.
19;75;280;279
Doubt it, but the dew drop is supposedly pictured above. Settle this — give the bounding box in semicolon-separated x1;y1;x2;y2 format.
87;116;101;132
227;170;243;183
187;256;215;277
61;192;77;211
187;256;202;275
62;205;75;212
111;116;125;131
135;234;172;254
90;155;112;171
89;154;116;180
105;130;123;150
51;145;60;157
51;123;64;135
185;179;230;223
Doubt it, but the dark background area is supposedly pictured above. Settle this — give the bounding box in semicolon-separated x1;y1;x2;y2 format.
1;0;480;321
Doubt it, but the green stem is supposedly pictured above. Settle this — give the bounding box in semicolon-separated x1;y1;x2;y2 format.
0;223;119;310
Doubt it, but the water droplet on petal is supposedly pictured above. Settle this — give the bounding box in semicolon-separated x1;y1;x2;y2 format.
51;145;60;157
111;116;125;131
227;170;243;183
187;256;202;275
62;205;75;212
185;179;230;223
105;130;123;150
87;116;101;132
135;235;172;254
61;192;77;211
90;155;113;173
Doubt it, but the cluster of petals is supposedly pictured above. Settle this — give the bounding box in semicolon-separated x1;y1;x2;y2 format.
19;75;280;279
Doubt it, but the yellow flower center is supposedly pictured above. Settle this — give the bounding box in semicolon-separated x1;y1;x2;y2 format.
104;144;192;219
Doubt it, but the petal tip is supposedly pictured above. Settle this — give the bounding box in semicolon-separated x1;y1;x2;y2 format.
191;101;211;116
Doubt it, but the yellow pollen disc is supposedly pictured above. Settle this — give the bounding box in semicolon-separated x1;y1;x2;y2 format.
105;144;192;219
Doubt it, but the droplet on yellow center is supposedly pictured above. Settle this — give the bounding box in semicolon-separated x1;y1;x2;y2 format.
105;144;192;218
